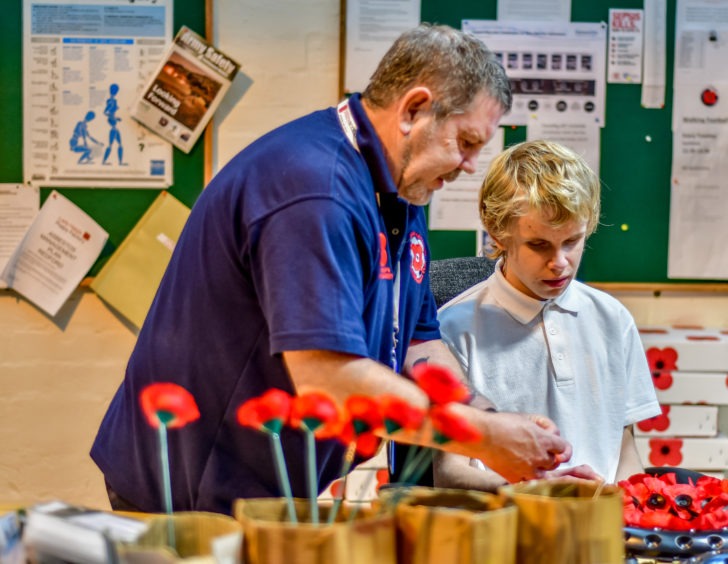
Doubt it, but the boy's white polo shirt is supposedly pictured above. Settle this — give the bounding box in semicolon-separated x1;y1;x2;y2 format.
439;260;660;482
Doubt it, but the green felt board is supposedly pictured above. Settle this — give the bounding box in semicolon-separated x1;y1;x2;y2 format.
0;1;711;282
422;0;705;283
0;0;207;275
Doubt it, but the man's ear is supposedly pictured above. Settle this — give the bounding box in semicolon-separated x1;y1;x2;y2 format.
397;87;435;136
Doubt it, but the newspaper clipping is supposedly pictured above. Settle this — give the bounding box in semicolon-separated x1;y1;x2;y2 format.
130;26;240;153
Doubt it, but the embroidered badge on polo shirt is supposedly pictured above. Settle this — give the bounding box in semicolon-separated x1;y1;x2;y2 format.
408;232;426;284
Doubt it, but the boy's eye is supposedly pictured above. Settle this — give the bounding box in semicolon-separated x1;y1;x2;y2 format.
527;241;547;249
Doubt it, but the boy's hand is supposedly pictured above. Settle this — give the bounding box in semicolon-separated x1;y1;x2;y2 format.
542;464;603;482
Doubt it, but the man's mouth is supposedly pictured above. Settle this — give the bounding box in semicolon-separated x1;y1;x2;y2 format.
441;170;461;183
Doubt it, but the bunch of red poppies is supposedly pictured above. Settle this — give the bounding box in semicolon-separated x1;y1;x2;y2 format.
620;472;728;531
138;364;482;524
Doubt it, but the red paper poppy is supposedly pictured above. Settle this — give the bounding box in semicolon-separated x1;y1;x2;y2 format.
645;347;677;390
379;394;426;434
352;431;382;458
637;405;670;433
620;473;728;531
375;469;389;493
410;363;470;405
290;391;340;438
648;438;683;467
237;388;292;434
140;382;200;429
344;395;383;435
429;404;482;444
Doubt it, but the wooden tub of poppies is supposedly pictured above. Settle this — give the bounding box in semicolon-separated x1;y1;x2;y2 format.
498;479;623;564
621;472;728;559
234;389;397;564
377;486;518;564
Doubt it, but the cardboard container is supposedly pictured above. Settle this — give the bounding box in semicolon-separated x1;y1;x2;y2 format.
635;435;728;470
234;498;395;564
635;404;718;437
120;511;243;563
379;487;517;564
498;480;623;564
650;371;728;405
639;326;728;372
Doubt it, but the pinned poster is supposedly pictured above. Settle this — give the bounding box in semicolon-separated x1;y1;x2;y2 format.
91;191;190;328
608;9;644;84
0;184;40;289
1;191;108;316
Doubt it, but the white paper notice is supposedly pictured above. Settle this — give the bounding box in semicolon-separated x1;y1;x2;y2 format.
497;0;571;22
0;184;40;289
668;0;728;278
428;128;504;231
462;20;608;127
608;9;644;84
344;0;420;94
1;191;108;316
642;0;667;108
23;0;173;188
527;115;601;176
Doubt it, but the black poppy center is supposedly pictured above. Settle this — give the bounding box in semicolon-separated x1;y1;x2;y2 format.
675;494;693;509
647;493;666;509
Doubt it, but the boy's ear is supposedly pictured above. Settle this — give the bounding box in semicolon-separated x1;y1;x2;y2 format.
490;234;507;251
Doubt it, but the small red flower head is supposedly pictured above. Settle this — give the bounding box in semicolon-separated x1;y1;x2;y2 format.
648;438;683;467
637;405;671;433
237;388;292;434
410;363;470;405
344;395;383;435
140;382;200;429
379;395;426;434
429;404;482;444
290;391;340;438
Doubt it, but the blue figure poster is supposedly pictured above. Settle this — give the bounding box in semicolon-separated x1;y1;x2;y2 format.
23;0;173;188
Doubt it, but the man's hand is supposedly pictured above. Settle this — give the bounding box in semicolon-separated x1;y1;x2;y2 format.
461;409;573;483
541;464;602;482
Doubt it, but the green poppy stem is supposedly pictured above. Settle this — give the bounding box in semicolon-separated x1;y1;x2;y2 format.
156;422;176;550
269;432;297;523
399;446;432;484
305;428;319;524
328;442;357;525
406;448;434;486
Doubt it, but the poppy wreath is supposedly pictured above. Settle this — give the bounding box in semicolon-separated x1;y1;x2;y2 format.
620;472;728;530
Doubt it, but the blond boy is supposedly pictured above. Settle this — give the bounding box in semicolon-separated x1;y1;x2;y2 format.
436;140;660;490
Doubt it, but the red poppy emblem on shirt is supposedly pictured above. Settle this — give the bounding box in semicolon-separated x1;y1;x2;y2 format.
648;438;683;467
140;382;200;429
408;232;426;284
637;404;671;433
378;233;393;280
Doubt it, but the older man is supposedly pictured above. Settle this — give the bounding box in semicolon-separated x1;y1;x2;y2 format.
92;24;571;515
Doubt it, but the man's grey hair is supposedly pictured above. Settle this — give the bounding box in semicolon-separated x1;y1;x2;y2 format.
362;23;511;119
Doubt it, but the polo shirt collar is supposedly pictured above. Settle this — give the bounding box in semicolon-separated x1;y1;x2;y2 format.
489;259;580;324
347;94;399;196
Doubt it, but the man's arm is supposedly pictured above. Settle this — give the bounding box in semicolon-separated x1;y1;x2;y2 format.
404;339;497;411
282;348;572;483
615;425;643;483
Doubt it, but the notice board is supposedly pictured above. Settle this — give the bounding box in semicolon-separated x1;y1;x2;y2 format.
421;0;688;284
0;0;207;276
